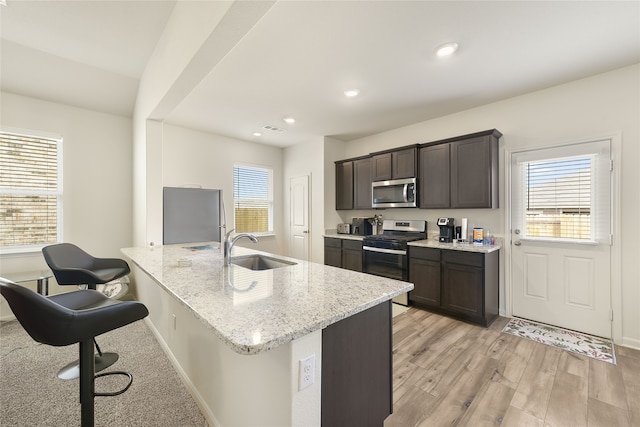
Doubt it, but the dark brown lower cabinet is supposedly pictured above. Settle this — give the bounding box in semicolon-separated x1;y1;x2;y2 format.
322;301;392;427
441;260;484;319
324;237;363;272
324;237;342;268
408;247;441;307
342;239;363;272
409;246;499;327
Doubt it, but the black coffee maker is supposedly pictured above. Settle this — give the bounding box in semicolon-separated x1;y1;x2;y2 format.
437;217;455;242
351;217;373;236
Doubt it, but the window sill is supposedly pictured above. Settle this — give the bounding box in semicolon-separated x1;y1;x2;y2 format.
519;237;600;246
252;233;276;238
0;245;47;257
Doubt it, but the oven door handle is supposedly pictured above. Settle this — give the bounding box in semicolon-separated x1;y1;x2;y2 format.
363;246;406;255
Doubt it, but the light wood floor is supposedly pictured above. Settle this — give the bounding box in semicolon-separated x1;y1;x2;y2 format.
384;308;640;427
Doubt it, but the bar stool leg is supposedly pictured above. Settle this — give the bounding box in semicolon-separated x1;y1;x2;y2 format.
79;339;95;427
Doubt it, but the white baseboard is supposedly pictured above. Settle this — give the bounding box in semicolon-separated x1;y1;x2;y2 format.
142;317;218;427
621;336;640;351
0;314;16;322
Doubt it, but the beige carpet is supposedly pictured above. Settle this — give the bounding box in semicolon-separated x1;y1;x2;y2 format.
0;319;207;426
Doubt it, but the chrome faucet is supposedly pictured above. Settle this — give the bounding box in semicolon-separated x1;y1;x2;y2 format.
223;228;259;266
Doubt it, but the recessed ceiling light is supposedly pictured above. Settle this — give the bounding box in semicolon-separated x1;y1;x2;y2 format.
252;132;262;137
435;42;459;57
283;117;296;124
344;89;360;98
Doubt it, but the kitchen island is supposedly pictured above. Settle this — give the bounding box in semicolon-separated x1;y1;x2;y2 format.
121;243;412;427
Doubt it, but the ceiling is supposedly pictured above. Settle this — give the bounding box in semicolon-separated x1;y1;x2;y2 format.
2;1;639;148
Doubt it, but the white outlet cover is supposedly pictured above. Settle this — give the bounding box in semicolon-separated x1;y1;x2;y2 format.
298;354;315;391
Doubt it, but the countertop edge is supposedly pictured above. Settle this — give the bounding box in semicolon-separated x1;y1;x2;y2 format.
408;239;502;253
323;232;365;241
122;246;412;356
324;232;502;253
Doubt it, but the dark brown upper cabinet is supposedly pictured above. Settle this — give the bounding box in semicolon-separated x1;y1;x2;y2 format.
372;147;417;181
419;129;501;209
336;130;500;211
392;148;417;179
335;156;372;210
372;153;392;181
419;143;450;209
335;160;353;210
450;134;499;208
353;157;372;209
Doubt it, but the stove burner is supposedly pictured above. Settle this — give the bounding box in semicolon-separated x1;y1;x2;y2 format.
363;219;427;251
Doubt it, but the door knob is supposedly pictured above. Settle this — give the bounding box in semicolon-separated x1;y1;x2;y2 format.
514;229;521;235
514;241;522;246
303;230;309;234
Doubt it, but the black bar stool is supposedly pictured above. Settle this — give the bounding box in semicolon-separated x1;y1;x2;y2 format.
42;243;131;379
0;277;149;427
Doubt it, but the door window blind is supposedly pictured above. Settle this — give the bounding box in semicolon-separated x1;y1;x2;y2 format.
524;156;592;240
233;164;273;234
0;131;62;251
512;139;611;244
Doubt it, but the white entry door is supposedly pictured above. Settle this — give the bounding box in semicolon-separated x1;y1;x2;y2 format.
289;175;310;261
510;139;612;338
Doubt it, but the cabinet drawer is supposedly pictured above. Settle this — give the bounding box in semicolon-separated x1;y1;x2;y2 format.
442;250;483;268
409;246;440;262
343;239;363;251
325;237;342;248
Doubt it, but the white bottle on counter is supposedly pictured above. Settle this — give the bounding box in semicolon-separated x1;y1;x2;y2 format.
461;218;468;242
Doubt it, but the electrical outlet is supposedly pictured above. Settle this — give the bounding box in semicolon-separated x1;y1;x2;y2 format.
298;354;315;391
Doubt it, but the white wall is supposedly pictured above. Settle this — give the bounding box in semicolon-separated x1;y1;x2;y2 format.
133;1;274;248
323;137;347;232
0;92;133;317
282;136;347;264
132;263;321;426
162;123;285;256
283;137;325;263
336;64;640;348
132;1;234;248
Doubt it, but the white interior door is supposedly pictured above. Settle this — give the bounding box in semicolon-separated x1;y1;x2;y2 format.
289;175;309;261
510;139;612;338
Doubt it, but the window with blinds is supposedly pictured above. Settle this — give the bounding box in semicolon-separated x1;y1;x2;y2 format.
0;131;62;252
233;164;273;234
523;155;592;240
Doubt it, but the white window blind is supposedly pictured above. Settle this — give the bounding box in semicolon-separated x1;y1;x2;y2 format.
0;131;62;252
524;155;592;240
233;164;273;234
512;139;611;244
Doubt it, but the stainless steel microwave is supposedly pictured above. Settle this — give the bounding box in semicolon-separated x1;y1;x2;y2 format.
372;177;417;208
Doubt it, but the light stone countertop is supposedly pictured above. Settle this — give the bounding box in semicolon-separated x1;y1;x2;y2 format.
408;239;502;253
121;243;412;356
324;230;502;253
323;230;365;241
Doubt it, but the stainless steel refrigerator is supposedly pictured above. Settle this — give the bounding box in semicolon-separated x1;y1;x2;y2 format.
163;187;222;245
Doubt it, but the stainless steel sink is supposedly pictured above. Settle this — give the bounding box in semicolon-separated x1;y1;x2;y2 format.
230;254;296;271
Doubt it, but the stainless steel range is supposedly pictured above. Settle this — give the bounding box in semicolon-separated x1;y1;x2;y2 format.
362;219;427;306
